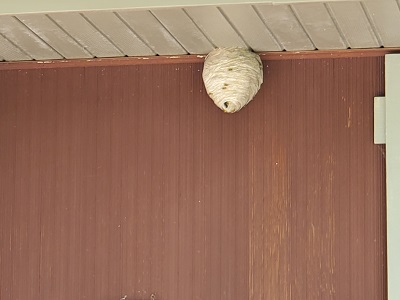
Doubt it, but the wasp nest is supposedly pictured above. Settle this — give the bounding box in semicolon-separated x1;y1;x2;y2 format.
202;47;263;113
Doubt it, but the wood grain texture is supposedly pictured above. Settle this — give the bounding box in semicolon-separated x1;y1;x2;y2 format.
0;56;387;300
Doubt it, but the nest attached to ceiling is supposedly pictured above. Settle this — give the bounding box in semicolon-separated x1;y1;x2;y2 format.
202;47;263;113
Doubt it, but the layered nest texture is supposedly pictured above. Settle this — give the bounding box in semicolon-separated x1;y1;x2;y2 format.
202;47;263;113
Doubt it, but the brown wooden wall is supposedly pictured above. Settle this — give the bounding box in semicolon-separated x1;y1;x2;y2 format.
0;56;386;300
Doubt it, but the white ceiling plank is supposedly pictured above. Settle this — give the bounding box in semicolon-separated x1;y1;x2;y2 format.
117;10;187;55
151;8;214;54
0;0;355;15
291;3;346;50
220;4;281;52
16;14;91;59
48;12;124;58
254;4;314;51
0;1;397;62
0;34;31;61
363;0;400;47
83;11;155;56
327;2;380;48
0;15;62;60
184;6;247;48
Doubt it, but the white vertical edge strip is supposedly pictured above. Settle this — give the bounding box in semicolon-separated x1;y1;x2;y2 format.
373;96;386;144
386;54;400;300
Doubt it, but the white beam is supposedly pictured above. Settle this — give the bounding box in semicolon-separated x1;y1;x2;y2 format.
386;54;400;300
374;96;386;144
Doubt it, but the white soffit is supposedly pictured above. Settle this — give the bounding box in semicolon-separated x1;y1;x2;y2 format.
0;0;361;15
0;0;399;61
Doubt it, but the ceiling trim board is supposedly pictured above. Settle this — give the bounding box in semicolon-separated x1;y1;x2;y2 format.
1;48;398;71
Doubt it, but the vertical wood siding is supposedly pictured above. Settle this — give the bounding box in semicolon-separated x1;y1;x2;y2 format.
0;57;386;300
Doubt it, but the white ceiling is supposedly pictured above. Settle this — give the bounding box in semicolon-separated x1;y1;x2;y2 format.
0;0;365;14
0;0;399;62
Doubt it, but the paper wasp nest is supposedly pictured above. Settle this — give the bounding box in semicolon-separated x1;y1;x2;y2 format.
202;48;263;113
